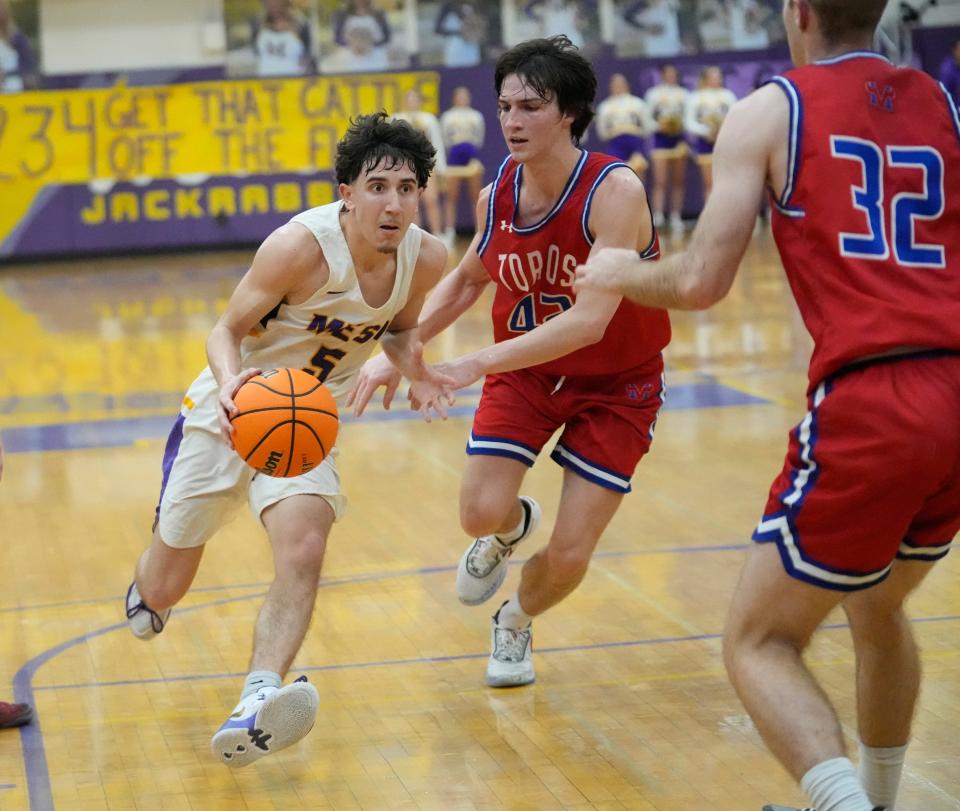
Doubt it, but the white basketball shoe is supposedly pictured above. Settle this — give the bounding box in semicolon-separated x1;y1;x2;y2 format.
456;496;541;606
212;675;319;768
125;581;171;640
485;603;535;688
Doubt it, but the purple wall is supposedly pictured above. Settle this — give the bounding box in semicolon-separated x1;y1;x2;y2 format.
29;34;960;259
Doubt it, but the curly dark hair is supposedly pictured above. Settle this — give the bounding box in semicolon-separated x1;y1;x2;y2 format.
334;112;436;189
494;35;596;143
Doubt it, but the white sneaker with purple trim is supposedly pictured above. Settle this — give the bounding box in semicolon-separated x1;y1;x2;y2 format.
211;676;319;768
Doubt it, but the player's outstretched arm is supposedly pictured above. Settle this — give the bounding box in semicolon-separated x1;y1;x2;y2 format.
575;85;785;309
207;224;324;441
433;167;648;390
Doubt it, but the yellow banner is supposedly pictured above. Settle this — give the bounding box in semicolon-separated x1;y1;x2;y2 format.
0;71;440;185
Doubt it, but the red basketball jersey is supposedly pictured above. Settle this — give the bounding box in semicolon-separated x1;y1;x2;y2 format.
769;52;960;386
476;150;670;376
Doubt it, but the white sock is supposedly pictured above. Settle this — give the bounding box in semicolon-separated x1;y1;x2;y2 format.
495;499;529;544
496;594;532;630
858;741;907;809
241;670;281;700
801;757;875;811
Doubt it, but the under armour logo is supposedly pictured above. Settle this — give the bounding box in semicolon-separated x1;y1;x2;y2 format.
866;81;895;112
248;727;272;751
500;220;513;232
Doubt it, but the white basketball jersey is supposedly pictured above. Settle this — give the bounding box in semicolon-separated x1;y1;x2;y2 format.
181;201;422;431
240;202;422;403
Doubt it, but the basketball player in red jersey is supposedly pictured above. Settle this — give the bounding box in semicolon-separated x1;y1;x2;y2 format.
576;2;960;810
350;35;670;688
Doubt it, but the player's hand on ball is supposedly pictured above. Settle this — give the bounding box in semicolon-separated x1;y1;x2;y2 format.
216;367;263;445
574;248;635;296
347;353;403;417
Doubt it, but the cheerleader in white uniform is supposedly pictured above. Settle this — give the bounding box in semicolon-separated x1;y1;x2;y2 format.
645;64;690;233
684;65;737;200
596;73;654;184
440;86;486;238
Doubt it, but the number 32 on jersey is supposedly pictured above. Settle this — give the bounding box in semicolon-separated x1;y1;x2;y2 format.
831;136;945;268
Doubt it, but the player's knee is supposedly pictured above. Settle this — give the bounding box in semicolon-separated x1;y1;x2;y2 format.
137;540;199;610
722;612;807;676
722;622;769;684
459;498;508;538
275;529;327;576
138;575;189;612
844;600;909;646
545;545;591;589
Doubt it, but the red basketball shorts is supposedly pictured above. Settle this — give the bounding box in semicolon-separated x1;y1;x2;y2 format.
467;355;665;493
754;352;960;591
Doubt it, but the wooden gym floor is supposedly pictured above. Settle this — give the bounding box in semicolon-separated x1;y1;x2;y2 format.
0;228;957;811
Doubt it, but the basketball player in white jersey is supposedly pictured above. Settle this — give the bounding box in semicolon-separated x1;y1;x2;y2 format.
124;113;454;768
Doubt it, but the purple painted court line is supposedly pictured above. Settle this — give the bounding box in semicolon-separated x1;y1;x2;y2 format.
0;382;769;455
10;545;960;811
30;613;960;697
8;542;758;807
0;542;750;616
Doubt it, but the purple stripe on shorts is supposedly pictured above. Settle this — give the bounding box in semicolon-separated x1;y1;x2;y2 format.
448;142;481;166
155;413;185;521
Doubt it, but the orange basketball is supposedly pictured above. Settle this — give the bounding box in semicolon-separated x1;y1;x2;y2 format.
230;368;339;478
